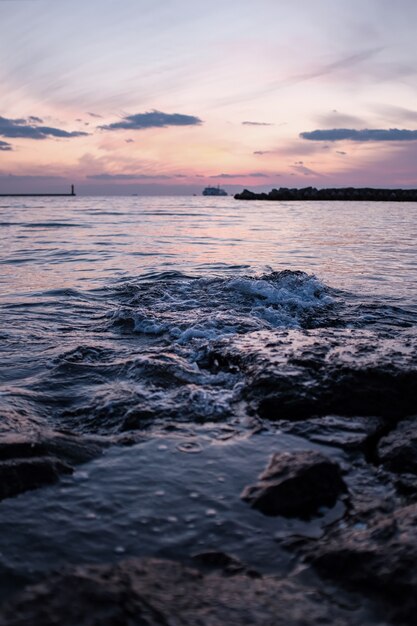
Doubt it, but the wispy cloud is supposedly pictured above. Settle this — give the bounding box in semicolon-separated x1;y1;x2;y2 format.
99;110;203;132
0;116;88;140
210;172;269;178
0;140;12;151
242;121;274;126
316;110;366;127
291;162;323;176
300;128;417;142
217;48;382;107
87;173;174;180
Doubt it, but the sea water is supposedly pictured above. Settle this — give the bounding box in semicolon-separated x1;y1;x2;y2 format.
0;196;416;593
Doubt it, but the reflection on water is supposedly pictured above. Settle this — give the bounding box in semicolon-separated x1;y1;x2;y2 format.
1;196;416;302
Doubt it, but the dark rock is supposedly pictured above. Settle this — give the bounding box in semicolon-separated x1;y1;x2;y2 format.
234;187;417;202
281;415;384;452
377;417;417;474
0;557;380;626
0;457;72;500
0;430;105;500
192;551;260;577
306;503;417;625
241;450;348;517
206;329;417;421
0;430;104;465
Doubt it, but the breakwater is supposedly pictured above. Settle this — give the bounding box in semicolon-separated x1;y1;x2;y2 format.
235;187;417;201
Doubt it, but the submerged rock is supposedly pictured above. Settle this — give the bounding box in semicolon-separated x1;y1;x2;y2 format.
241;450;347;517
306;503;417;625
0;430;105;500
0;457;72;500
0;557;380;626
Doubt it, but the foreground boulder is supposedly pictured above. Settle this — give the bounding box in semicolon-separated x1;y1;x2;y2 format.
0;430;105;500
306;503;417;625
377;417;417;474
0;557;380;626
241;450;347;517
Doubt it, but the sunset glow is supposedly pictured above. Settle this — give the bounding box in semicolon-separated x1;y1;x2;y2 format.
1;0;417;194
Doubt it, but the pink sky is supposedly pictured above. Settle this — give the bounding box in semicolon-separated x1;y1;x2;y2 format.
1;0;417;194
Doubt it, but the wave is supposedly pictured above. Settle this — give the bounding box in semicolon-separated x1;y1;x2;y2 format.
110;270;336;345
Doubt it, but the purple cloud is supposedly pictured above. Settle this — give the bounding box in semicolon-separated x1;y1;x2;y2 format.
300;128;417;142
0;116;88;140
0;140;12;151
99;110;202;131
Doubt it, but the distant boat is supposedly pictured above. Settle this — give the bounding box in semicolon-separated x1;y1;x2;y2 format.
202;186;228;196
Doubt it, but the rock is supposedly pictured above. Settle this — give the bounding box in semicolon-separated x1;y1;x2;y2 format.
0;430;105;500
0;457;72;500
306;503;417;625
0;557;381;626
0;430;104;465
241;450;348;517
377;417;417;474
234;187;417;202
205;329;417;421
281;415;384;452
192;551;260;577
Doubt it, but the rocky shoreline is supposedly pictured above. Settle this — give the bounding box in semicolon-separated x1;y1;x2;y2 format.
234;187;417;201
1;398;417;623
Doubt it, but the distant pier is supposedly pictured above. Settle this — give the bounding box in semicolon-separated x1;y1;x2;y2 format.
0;185;76;197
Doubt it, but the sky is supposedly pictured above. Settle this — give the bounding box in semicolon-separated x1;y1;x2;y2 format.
1;0;417;194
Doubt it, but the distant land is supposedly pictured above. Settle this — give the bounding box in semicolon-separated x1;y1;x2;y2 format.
234;187;417;202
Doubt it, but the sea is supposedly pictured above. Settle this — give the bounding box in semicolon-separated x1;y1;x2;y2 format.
0;196;416;594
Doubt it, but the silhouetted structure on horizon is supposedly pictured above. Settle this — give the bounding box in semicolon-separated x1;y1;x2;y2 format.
235;187;417;202
0;185;76;197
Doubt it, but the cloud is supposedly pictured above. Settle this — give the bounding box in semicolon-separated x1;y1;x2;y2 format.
336;150;347;155
210;172;269;178
242;121;274;126
87;173;173;180
99;110;203;132
217;47;382;107
87;112;103;119
373;105;417;124
27;116;43;123
291;163;322;176
300;128;417;142
316;111;366;127
0;140;12;151
125;139;134;143
0;116;89;140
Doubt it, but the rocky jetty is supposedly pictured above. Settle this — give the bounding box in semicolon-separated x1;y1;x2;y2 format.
234;187;417;201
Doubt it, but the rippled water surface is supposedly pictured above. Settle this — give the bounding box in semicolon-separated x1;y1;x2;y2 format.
0;196;416;593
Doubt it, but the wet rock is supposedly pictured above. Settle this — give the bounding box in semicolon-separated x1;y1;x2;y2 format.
241;450;348;517
208;329;417;421
0;430;105;465
281;415;384;452
192;551;260;577
0;457;72;500
0;557;380;626
306;503;417;625
377;417;417;474
0;430;105;500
